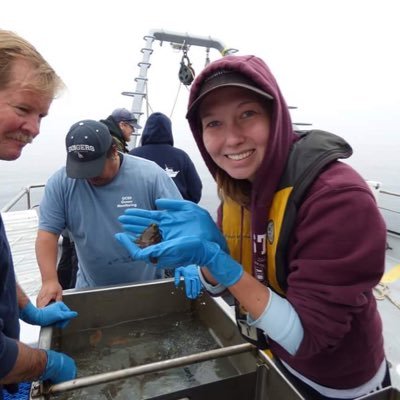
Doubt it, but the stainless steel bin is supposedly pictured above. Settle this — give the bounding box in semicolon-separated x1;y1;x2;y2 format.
30;279;303;400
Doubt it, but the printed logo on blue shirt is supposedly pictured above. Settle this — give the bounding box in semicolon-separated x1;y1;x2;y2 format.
117;196;137;208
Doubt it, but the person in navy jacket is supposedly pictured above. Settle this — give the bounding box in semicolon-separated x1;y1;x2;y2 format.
130;112;203;203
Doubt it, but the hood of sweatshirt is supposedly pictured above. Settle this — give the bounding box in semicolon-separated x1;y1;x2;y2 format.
141;112;174;146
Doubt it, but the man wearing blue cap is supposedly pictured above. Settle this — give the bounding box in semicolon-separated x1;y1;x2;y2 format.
100;108;142;153
35;119;182;308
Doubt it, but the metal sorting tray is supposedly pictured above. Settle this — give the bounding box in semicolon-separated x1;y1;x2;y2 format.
30;279;305;400
29;279;400;399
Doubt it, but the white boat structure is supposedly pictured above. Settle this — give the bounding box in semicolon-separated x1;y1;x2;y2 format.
1;30;400;399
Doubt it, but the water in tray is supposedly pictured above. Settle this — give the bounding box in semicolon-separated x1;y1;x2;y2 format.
51;310;239;399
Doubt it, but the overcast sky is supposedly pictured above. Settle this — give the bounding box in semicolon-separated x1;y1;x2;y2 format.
1;0;399;196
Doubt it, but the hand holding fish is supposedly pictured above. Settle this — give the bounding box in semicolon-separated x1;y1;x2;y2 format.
115;234;243;287
118;199;228;252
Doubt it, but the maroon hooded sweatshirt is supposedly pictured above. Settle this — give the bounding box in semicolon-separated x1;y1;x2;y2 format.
187;55;386;389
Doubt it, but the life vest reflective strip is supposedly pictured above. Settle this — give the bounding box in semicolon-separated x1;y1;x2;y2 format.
222;199;252;273
222;130;352;295
271;130;352;293
222;199;271;354
266;187;293;295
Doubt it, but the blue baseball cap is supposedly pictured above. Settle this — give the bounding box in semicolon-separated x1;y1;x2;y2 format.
111;108;142;130
66;120;112;179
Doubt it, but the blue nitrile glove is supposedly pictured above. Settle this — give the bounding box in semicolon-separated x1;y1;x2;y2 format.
115;234;243;287
118;199;228;252
20;301;78;328
40;350;76;383
174;265;203;299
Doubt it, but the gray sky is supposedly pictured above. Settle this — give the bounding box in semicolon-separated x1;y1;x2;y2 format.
1;0;399;193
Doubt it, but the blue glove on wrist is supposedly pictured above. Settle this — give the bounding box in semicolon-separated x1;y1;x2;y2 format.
115;234;243;287
20;301;78;328
40;350;76;383
174;265;202;299
118;199;228;253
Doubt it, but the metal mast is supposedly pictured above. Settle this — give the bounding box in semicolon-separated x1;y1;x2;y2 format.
121;29;238;147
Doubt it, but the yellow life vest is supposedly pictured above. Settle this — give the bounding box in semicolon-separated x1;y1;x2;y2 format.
223;130;352;291
221;130;352;350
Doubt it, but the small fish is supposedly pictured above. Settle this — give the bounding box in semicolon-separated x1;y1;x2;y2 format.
135;223;162;264
89;329;102;347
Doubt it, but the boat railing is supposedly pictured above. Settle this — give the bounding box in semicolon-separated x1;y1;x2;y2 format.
380;189;400;234
366;181;400;237
1;181;399;240
1;184;45;213
380;189;400;198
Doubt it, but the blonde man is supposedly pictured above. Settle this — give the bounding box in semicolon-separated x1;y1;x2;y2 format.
0;29;77;396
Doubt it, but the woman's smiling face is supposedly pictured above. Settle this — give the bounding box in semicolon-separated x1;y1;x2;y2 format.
199;86;271;182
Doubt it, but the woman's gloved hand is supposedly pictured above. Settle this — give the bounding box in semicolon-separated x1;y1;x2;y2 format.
174;265;202;299
115;234;243;287
20;301;78;328
118;199;228;252
40;350;77;383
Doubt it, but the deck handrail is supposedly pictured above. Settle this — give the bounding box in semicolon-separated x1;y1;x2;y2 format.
2;184;400;211
2;183;400;234
380;189;400;198
1;184;45;212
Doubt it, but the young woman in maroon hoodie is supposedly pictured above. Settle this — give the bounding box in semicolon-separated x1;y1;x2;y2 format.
116;54;390;399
